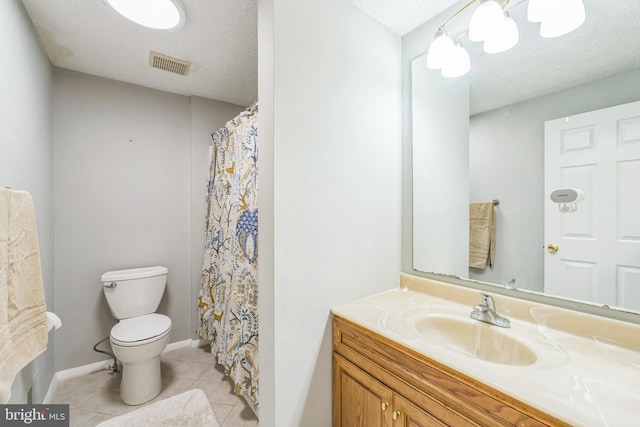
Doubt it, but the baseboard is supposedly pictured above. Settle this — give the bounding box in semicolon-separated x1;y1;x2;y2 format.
55;359;113;382
163;339;192;353
190;339;209;348
41;359;112;404
42;375;59;404
42;339;202;404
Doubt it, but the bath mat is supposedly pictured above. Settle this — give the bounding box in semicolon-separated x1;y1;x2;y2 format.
96;389;219;427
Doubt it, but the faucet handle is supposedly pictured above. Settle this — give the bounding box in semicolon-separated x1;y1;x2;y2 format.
472;304;487;313
481;294;496;311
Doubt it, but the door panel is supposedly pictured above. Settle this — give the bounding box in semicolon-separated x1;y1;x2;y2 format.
545;100;640;310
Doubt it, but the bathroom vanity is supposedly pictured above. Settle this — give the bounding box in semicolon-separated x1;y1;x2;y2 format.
331;274;640;426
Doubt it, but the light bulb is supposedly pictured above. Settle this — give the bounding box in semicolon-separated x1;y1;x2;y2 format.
539;0;585;38
469;0;505;42
106;0;185;30
441;41;470;78
484;14;519;54
426;30;455;70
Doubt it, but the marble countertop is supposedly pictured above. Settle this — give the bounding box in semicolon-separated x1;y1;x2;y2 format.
331;273;640;427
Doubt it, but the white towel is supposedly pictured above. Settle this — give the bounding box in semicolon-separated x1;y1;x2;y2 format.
96;389;219;427
0;188;48;403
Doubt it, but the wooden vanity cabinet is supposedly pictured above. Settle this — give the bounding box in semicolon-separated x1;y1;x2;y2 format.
332;315;569;427
334;353;464;427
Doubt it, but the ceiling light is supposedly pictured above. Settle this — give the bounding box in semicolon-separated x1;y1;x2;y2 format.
425;0;586;79
468;0;505;42
426;30;455;70
538;0;585;38
483;13;519;54
441;41;471;78
106;0;186;30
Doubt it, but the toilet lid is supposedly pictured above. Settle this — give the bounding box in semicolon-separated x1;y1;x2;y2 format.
111;313;171;343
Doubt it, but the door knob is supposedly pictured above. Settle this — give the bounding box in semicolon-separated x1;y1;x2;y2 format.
547;243;559;254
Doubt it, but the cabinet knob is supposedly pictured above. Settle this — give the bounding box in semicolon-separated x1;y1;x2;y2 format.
392;410;401;420
381;402;389;411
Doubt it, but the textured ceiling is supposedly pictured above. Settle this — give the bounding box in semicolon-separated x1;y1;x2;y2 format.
346;0;459;36
349;0;640;114
21;0;257;107
466;0;640;114
20;0;640;114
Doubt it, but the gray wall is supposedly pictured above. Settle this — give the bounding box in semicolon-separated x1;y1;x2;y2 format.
189;97;244;337
53;69;243;370
258;0;402;424
469;68;640;291
0;0;55;404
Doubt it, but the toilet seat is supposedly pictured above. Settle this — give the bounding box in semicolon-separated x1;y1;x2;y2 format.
111;313;172;347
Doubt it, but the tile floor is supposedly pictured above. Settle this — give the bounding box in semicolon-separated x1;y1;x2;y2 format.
51;344;259;427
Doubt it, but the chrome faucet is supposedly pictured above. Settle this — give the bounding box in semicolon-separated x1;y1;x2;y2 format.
470;294;510;328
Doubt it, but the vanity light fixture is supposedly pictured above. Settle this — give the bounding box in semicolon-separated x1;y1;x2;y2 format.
106;0;186;30
426;0;585;78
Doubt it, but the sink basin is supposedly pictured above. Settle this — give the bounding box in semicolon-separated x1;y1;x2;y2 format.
414;315;538;366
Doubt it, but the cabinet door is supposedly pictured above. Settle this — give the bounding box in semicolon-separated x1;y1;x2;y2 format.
392;394;448;427
334;353;393;427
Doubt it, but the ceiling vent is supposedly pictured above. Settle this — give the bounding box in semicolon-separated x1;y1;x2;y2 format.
149;51;191;76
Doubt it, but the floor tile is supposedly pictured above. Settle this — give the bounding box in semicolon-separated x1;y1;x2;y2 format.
208;379;244;406
52;345;258;427
162;358;212;379
222;403;259;427
80;412;114;427
209;402;233;425
68;409;99;427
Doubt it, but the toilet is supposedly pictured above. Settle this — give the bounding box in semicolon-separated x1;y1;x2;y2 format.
101;266;172;405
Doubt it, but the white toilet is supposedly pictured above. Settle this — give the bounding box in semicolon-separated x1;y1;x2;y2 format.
101;266;172;405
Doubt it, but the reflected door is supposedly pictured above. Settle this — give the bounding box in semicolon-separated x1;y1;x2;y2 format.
544;100;640;310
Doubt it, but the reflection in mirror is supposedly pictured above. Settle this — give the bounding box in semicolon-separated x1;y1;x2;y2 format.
411;0;640;314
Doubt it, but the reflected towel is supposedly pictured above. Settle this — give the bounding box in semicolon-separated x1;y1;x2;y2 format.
469;201;496;269
0;188;48;403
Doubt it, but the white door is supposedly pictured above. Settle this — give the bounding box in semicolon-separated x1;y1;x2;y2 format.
544;100;640;311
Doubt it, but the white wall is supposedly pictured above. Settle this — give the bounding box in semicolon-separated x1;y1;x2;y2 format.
53;69;243;370
257;0;275;422
0;0;55;404
259;0;402;424
469;68;640;291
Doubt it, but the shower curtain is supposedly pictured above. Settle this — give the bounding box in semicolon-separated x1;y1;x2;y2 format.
198;105;258;410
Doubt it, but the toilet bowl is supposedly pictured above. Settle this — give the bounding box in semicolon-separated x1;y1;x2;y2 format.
102;266;172;405
110;313;172;405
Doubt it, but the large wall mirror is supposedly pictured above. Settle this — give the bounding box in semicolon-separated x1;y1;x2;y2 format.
411;0;640;318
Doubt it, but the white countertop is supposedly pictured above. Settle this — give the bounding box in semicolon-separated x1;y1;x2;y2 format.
331;274;640;427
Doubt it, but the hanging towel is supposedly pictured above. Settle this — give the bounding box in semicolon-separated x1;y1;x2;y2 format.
469;201;496;269
0;188;48;403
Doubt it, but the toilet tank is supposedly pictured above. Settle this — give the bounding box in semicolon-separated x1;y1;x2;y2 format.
101;266;168;320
